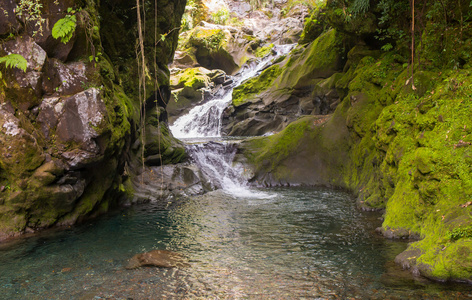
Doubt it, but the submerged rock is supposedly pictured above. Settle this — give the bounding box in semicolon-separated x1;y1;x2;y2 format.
125;250;189;269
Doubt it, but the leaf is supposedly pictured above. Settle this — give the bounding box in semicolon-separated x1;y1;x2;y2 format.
52;15;77;44
0;54;28;72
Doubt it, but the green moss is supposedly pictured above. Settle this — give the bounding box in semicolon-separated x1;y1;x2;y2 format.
232;65;282;106
246;116;313;171
276;29;343;89
172;67;210;89
254;43;274;58
238;41;472;280
189;27;227;50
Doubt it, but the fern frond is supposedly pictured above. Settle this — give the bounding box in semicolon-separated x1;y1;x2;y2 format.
0;54;28;72
351;0;370;16
52;15;77;44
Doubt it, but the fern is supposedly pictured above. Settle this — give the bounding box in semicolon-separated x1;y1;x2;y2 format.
0;54;28;72
52;14;77;44
351;0;370;16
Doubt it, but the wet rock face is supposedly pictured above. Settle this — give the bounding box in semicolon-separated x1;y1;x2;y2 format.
37;88;109;169
0;0;20;36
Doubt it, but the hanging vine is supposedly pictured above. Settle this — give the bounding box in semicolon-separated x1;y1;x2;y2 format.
136;0;147;182
153;0;165;190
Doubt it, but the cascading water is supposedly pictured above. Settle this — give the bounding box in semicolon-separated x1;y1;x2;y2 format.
170;45;294;197
170;44;294;139
186;142;273;198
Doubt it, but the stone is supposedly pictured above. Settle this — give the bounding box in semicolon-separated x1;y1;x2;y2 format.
0;0;20;35
42;59;88;96
3;36;47;72
26;0;77;61
2;36;47;100
125;250;189;269
55;88;106;152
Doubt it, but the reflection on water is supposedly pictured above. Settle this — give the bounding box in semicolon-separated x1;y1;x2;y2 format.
0;187;471;299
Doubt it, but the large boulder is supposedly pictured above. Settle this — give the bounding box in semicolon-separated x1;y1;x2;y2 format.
222;29;346;136
187;25;240;74
1;36;47;107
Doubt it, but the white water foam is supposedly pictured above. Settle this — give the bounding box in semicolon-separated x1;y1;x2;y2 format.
170;44;295;139
170;45;295;198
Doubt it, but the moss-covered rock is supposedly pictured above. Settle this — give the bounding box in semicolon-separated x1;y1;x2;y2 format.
222;29;346;136
185;26;239;74
232;64;282;107
0;0;187;239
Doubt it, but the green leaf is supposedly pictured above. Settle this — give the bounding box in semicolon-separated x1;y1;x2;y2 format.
52;15;77;44
0;54;28;72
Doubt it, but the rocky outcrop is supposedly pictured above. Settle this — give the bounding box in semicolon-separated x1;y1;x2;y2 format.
168;67;231;123
0;0;187;239
222;29;346;136
172;0;308;75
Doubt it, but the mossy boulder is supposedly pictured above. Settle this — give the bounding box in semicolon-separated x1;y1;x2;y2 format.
222;29;346;136
186;26;239;74
232;64;282;107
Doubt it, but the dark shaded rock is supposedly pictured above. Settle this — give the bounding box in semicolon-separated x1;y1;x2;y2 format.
2;36;47;103
126;250;189;269
172;51;199;69
38;88;107;157
0;0;20;36
130;162;206;203
27;0;77;61
42;59;88;96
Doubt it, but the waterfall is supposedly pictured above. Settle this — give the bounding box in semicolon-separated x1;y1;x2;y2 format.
170;44;294;139
170;45;294;197
186;141;273;198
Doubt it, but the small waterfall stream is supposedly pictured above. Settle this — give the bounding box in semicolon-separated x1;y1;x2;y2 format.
170;44;294;139
170;45;294;196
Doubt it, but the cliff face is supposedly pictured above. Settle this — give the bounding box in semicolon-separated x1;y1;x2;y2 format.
0;0;186;239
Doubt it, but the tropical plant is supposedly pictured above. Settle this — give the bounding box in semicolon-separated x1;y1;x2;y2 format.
211;7;230;25
52;8;77;44
15;0;46;36
0;54;28;72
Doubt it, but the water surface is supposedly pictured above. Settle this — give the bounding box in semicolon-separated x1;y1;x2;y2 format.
0;187;470;299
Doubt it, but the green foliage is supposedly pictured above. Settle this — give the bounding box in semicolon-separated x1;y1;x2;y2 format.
0;54;28;72
181;0;208;32
350;0;370;15
381;43;393;52
16;0;45;36
52;14;77;44
447;225;472;241
211;7;230;25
